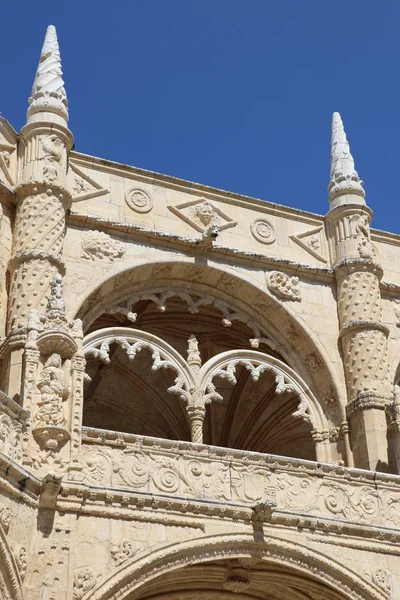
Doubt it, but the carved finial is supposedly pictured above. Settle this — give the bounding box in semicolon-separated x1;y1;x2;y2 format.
47;273;66;315
27;25;68;125
328;112;365;207
187;334;202;370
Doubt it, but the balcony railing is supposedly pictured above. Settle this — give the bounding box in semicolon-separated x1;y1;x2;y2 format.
79;427;400;539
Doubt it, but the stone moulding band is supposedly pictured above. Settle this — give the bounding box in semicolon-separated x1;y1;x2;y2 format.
339;320;390;338
346;393;392;418
9;250;66;273
15;180;72;207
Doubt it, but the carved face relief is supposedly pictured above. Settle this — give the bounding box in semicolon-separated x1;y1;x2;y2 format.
195;201;216;226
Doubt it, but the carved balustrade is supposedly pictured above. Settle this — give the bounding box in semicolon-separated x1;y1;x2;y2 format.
78;427;400;538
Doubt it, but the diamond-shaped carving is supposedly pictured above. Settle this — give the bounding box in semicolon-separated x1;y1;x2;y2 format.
69;161;109;202
168;197;237;233
290;226;327;263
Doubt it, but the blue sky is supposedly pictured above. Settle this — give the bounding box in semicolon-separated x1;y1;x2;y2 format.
2;1;400;232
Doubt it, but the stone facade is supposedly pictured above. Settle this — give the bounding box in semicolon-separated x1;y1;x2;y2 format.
0;25;400;600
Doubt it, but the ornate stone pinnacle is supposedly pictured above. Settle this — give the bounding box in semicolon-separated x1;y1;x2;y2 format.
27;25;68;125
328;112;365;206
187;334;202;369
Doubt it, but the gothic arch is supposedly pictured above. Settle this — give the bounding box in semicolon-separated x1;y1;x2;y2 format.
83;533;383;600
199;349;325;430
74;259;344;420
83;326;197;394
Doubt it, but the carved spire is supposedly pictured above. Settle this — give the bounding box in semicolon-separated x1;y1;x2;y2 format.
27;25;68;126
328;112;365;208
187;335;202;371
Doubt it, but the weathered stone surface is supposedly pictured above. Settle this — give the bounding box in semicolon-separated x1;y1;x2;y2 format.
0;25;400;600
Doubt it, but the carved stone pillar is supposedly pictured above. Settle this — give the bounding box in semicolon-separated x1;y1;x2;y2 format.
327;208;391;471
187;405;206;444
68;353;86;473
9;125;72;331
186;334;206;444
326;113;391;471
20;274;84;472
2;25;73;404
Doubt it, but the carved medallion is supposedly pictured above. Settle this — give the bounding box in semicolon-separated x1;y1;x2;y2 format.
82;230;125;261
125;187;153;213
267;271;301;301
250;218;276;244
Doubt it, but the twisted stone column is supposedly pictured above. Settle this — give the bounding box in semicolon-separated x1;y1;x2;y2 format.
187;405;206;444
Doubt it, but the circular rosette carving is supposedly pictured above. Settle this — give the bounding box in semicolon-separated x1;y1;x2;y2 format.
151;458;180;494
250;218;276;244
324;485;348;515
125;187;153;213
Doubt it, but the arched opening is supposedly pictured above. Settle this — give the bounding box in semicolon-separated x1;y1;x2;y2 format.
78;263;343;464
204;364;315;458
83;327;320;461
84;536;375;600
124;559;352;600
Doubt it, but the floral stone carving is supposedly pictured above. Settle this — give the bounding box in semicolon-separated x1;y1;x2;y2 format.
110;540;135;565
250;218;276;244
267;271;301;301
82;230;125;261
73;567;97;600
125;187;153;213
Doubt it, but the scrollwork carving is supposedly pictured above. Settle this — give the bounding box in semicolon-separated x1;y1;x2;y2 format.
371;567;392;595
